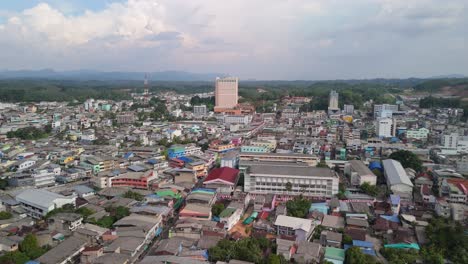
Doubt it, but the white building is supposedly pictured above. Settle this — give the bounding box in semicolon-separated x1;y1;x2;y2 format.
275;215;314;242
343;104;354;115
219;115;252;125
32;169;56;188
374;104;398;119
442;133;459;149
376;118;394;138
193;105;207;116
16;189;76;218
241;161;339;197
382;159;414;199
328;90;340;115
406;128;429;140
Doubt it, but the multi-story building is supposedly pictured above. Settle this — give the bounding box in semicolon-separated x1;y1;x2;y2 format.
193;105;207;116
111;170;157;189
214;77;238;111
241;161;339;197
219;115;252;125
32;168;56;188
167;144;202;159
374;104;398;119
442;132;459;149
343;104;354;115
16;189;76;218
376;117;394;138
274;215;314;242
240;152;318;166
328;90;340;115
406;128;430;140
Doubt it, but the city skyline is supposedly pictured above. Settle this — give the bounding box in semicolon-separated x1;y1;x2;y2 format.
0;0;467;80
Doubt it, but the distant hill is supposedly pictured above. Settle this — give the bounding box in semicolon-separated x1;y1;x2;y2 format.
0;69;225;81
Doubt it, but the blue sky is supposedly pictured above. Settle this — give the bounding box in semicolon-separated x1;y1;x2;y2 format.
0;0;467;80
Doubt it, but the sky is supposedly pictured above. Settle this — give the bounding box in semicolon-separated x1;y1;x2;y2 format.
0;0;467;80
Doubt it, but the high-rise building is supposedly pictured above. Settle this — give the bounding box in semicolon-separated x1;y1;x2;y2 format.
376;117;394;138
328;90;340;115
215;77;238;110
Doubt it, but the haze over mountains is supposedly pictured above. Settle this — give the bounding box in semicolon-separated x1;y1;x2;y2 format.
0;69;464;82
0;69;225;82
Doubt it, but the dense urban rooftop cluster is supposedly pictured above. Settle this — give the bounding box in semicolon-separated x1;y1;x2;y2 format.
0;77;467;264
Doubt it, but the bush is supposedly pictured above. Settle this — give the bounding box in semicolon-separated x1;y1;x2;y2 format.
0;211;12;220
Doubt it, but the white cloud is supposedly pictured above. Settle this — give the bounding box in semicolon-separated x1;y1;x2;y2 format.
0;0;467;79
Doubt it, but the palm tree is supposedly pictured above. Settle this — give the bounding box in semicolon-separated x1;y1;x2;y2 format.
285;181;292;193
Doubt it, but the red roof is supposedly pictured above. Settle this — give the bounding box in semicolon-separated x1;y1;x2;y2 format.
204;167;240;185
447;179;468;195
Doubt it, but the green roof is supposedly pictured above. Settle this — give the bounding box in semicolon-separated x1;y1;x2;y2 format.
156;190;180;198
325;247;346;261
219;207;236;218
384;243;420;250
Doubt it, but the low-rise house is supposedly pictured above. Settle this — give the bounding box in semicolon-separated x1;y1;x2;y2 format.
219;203;243;231
112;213;163;243
276;237;295;260
324;247;346;264
346;217;369;229
345;160;377;186
274;215;315;242
36;236;87;264
203;167;240;194
292;241;322;264
0;237;19;252
320;231;342;248
48;213;83;232
321;215;345;231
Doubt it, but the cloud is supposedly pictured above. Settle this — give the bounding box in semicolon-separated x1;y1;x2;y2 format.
0;0;467;79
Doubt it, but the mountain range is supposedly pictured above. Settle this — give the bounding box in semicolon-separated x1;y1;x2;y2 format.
0;69;225;81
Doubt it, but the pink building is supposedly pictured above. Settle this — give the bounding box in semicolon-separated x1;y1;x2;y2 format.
215;77;238;110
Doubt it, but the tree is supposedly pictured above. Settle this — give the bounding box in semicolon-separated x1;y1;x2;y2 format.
19;234;47;259
268;254;281;264
0;251;29;264
0;178;8;190
381;248;419;264
286;195;311;218
346;247;378;264
423;217;468;263
316;160;329;168
0;211;13;220
75;207;94;220
371;169;384;184
108;206;130;220
285;181;292;192
343;234;353;245
94;216;115;228
211;203;225;217
389;150;423;172
123;190;144;201
360;182;379;197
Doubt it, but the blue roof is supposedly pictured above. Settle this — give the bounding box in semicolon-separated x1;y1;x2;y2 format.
123;152;134;159
128;165;146;172
390;195;400;205
353;240;374;248
147;159;158;164
380;214;400;223
369;161;382;170
178;156;193;163
344;245;377;256
310;202;329;214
